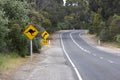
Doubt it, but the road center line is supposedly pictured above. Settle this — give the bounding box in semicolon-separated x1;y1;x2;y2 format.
100;57;103;60
70;32;91;54
107;60;114;63
60;33;83;80
93;54;97;56
78;33;117;65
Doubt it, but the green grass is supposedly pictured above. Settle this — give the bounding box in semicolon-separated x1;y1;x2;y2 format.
0;53;27;72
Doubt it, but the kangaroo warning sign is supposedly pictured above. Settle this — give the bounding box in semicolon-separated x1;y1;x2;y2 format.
24;25;39;40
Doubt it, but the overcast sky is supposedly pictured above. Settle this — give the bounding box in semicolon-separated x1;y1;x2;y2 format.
63;0;66;5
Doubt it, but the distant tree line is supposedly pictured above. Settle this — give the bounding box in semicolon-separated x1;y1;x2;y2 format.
89;0;120;42
64;0;120;42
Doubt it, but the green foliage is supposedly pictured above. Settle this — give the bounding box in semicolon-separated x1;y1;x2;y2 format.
29;0;67;32
89;0;120;42
64;15;74;23
89;12;120;42
0;10;8;26
97;21;105;35
33;38;41;53
6;24;29;57
99;28;111;41
29;10;45;25
89;0;120;20
0;0;43;57
0;0;47;58
65;0;90;29
109;14;120;40
0;26;7;52
1;0;30;57
42;19;52;31
3;0;29;23
57;22;68;30
0;8;8;52
89;12;105;35
116;35;120;43
64;13;76;29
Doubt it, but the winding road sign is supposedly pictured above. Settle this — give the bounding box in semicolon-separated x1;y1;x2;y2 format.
24;25;39;40
41;31;49;39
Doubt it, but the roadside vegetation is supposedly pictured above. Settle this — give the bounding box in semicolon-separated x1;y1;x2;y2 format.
0;53;27;72
64;0;120;44
64;0;120;45
88;0;120;43
0;0;120;72
0;0;65;72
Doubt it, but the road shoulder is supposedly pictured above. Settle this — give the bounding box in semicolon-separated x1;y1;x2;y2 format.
81;33;120;55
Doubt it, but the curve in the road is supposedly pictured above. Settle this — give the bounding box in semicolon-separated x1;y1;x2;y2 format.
61;30;120;80
60;32;83;80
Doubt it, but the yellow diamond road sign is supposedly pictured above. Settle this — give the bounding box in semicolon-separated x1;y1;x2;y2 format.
41;39;49;45
24;25;39;40
41;31;50;39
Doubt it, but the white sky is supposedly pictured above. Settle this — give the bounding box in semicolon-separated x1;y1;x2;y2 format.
63;0;66;6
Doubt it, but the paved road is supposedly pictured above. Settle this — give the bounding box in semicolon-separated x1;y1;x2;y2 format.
61;30;120;80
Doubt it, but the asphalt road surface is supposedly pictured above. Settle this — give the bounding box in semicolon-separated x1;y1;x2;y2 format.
61;30;120;80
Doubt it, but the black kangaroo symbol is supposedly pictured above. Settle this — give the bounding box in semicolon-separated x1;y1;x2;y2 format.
26;29;36;36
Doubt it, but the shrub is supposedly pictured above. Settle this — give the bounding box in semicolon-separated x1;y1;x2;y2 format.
116;35;120;43
0;9;8;52
33;38;41;53
99;28;112;41
109;14;120;40
57;22;67;30
42;19;52;29
3;0;29;22
0;26;7;52
6;24;29;57
89;13;105;35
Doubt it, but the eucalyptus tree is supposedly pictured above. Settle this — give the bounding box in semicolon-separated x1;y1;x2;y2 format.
65;0;90;29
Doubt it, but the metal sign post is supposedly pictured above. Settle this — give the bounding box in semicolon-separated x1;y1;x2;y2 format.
30;40;33;62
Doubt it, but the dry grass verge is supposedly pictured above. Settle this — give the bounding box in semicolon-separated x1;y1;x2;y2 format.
82;33;120;54
0;53;29;79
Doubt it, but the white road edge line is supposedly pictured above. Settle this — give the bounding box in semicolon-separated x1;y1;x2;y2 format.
60;34;83;80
